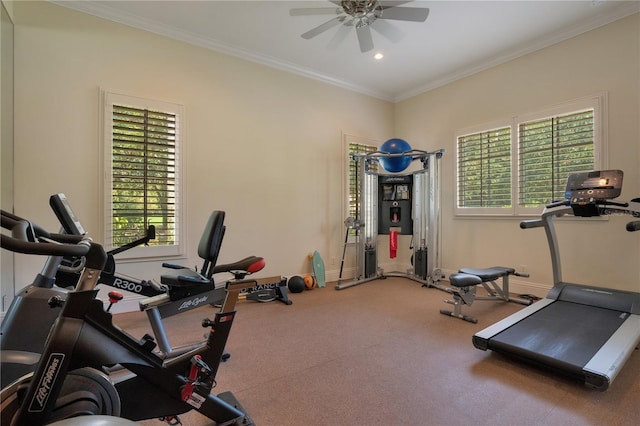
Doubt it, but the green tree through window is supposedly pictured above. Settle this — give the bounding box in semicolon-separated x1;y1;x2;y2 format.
103;90;184;258
455;95;603;216
111;105;177;247
519;110;594;206
457;127;511;208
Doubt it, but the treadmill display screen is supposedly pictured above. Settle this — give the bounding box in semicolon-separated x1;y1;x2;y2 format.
564;170;623;201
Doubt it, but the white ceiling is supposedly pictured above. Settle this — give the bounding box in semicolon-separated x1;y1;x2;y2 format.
54;1;640;102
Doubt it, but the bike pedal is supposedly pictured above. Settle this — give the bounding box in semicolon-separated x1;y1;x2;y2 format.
159;415;182;425
139;333;157;352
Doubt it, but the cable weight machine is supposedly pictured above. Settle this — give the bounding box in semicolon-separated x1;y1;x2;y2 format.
335;148;445;290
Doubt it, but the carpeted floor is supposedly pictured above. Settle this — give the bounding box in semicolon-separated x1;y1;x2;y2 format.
113;277;640;426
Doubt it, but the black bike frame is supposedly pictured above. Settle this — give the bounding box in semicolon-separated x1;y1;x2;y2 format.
10;241;250;424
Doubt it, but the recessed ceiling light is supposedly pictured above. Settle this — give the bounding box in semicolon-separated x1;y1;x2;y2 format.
374;52;384;60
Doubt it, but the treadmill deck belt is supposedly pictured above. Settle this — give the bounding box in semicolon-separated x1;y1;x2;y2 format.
489;300;628;373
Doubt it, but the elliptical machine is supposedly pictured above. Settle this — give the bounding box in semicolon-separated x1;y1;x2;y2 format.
0;208;254;424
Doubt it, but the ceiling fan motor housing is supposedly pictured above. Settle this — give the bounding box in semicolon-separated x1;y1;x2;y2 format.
342;0;382;27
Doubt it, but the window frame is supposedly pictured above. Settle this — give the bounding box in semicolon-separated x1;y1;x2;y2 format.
515;96;605;216
455;93;607;217
101;89;185;260
455;119;513;216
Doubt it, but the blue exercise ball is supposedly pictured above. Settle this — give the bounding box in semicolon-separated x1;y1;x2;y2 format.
379;138;412;173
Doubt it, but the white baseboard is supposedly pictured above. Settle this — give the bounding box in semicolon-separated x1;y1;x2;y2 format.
324;266;550;299
97;266;552;314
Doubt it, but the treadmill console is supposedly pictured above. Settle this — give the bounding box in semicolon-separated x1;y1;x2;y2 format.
565;170;623;202
564;170;623;217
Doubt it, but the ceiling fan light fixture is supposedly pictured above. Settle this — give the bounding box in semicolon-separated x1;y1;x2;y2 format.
344;0;382;28
292;0;429;53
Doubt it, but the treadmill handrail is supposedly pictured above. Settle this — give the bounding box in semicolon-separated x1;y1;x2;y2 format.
521;200;640;288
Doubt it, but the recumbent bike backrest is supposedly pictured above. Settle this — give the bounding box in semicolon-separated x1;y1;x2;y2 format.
197;210;226;280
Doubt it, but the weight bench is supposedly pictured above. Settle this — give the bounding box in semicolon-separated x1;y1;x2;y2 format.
440;266;531;323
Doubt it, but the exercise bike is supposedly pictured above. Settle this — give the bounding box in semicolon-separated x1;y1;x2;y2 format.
1;194;267;389
0;209;254;425
53;191;290;309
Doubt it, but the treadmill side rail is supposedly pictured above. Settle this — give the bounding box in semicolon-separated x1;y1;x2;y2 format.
583;314;640;390
473;298;554;350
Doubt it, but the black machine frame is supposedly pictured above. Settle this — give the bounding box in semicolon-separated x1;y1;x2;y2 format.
0;209;253;424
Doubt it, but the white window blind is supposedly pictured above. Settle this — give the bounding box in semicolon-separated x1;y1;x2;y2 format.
348;142;378;221
344;135;379;238
454;94;605;217
518;109;594;207
457;127;511;209
103;91;184;258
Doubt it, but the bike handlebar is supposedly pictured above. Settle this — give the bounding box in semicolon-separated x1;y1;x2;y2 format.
2;210;46;239
1;210;92;258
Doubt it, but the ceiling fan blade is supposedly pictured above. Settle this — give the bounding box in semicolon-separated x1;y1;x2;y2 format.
371;19;403;43
356;24;374;53
378;1;413;6
301;16;344;39
327;21;352;49
290;7;342;16
380;7;429;22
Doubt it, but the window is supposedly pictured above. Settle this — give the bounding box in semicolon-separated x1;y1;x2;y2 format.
102;90;184;258
344;135;378;236
518;109;594;207
457;126;512;210
455;94;605;216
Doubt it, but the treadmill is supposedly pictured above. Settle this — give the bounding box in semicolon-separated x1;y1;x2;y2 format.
473;170;640;390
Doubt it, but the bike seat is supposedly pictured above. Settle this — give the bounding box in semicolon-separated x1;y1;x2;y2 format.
160;268;211;289
212;256;265;278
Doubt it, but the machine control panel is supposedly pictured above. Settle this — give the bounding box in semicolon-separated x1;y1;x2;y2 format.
565;170;623;204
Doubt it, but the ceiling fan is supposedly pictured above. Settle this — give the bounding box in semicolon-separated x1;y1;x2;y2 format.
290;1;430;53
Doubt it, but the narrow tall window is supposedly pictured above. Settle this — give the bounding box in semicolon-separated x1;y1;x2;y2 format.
344;135;378;237
103;91;184;258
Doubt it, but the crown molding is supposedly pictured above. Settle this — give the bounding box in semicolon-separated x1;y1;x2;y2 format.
50;1;394;101
394;1;640;102
51;1;639;104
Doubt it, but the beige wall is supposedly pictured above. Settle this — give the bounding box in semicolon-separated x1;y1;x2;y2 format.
9;1;639;304
11;1;393;297
396;13;640;293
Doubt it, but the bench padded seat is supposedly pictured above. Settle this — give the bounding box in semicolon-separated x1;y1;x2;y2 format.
458;266;515;281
